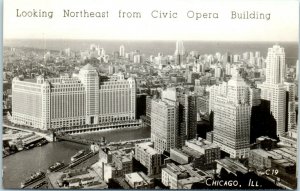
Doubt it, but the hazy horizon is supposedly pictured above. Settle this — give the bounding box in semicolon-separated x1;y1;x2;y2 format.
4;39;298;64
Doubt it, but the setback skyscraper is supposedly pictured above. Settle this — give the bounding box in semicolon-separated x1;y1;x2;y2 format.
210;67;251;158
119;45;125;57
258;45;286;136
174;40;185;65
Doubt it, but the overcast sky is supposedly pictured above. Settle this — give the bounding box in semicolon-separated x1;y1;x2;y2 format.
4;0;299;41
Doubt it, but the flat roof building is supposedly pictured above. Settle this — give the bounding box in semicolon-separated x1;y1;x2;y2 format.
12;64;136;130
135;142;162;175
125;172;154;189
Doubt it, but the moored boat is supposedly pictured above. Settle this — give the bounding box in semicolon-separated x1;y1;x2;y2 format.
71;150;85;162
20;171;45;188
47;161;65;173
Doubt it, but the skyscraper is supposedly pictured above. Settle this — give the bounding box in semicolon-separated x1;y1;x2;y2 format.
265;45;286;84
151;98;178;153
119;45;125;57
161;88;197;147
174;40;185;65
258;45;286;136
284;82;297;131
211;67;251;158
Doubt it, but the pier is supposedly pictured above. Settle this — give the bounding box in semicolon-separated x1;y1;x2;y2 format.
55;120;142;134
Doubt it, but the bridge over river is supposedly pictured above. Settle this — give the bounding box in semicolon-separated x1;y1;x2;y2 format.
3;124;54;142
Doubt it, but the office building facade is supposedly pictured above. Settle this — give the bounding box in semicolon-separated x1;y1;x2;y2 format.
211;67;251;158
12;64;136;130
151;98;178;153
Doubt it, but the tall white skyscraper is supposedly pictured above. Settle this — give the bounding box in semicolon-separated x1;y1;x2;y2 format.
174;41;185;55
265;45;286;84
258;45;287;136
119;45;125;57
211;67;251;158
174;40;185;65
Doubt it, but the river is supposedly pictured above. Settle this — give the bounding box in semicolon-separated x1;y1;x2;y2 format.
3;126;151;189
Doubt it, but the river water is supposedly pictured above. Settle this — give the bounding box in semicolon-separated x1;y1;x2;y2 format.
3;126;151;189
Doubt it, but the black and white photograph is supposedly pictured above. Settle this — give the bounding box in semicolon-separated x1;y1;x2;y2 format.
2;0;299;189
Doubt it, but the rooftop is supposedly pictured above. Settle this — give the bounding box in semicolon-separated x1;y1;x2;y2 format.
178;176;202;187
110;149;133;163
272;158;295;167
272;147;297;162
215;158;248;174
186;138;220;151
251;149;282;160
23;78;37;83
127;172;144;182
81;63;96;71
181;147;202;158
171;148;193;158
136;142;159;155
256;136;277;142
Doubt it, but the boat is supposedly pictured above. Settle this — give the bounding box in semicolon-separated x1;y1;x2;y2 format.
37;139;48;147
17;144;24;151
69;151;94;168
24;144;35;150
20;171;45;188
32;181;47;189
47;162;65;173
71;150;85;162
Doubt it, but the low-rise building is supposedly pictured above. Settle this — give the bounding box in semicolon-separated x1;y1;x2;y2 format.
162;163;189;189
161;163;209;189
48;167;107;189
177;176;202;189
215;158;248;176
249;148;296;171
125;172;154;189
186;138;220;169
97;147;134;182
169;138;220;170
249;148;296;189
134;141;161;175
170;148;191;164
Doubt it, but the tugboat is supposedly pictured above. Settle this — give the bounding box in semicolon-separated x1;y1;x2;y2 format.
20;171;45;188
47;162;65;173
71;150;85;162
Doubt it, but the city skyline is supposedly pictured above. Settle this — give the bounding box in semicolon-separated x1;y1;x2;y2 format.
2;0;299;187
3;39;298;189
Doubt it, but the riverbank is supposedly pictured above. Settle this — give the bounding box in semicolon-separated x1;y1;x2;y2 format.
3;125;151;189
73;125;151;142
